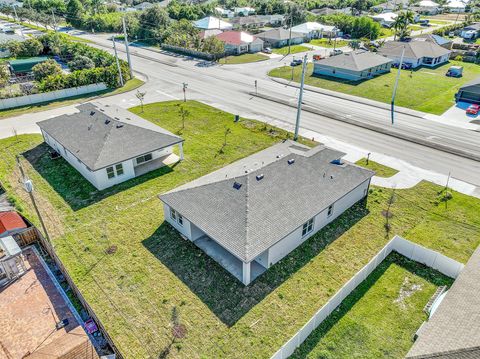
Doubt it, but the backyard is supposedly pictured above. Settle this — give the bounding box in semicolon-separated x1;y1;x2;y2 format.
0;101;479;358
269;60;480;114
292;252;453;358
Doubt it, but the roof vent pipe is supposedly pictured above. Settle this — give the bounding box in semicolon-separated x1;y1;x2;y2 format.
288;158;295;165
256;174;264;181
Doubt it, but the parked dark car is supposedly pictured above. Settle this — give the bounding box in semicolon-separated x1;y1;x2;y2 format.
290;59;303;66
343;34;351;39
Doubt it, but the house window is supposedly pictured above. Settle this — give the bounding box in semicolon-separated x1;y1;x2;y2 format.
170;208;177;221
302;218;314;237
106;166;115;179
136;153;153;165
327;204;334;217
178;214;183;226
115;163;124;176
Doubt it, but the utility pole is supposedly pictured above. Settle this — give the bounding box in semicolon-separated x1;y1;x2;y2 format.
294;54;308;141
12;5;18;22
390;45;405;125
16;156;52;247
254;80;257;95
112;37;124;87
288;9;293;55
182;82;188;102
51;9;57;32
122;17;133;78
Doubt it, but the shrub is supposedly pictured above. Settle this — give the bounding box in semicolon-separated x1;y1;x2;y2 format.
68;55;95;71
18;38;44;57
32;59;62;81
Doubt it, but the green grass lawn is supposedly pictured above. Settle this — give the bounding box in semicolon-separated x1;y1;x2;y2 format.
355;158;399;178
310;38;349;48
272;44;311;55
218;53;269;64
292;252;453;359
268;60;480;114
0;78;144;120
0;101;479;358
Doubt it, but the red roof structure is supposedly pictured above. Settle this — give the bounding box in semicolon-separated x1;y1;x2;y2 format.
215;31;257;45
0;211;27;234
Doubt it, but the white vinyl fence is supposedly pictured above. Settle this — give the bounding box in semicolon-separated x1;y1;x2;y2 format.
271;235;464;359
0;83;107;110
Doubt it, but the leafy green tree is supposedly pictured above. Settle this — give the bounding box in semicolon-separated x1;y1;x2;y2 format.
68;55;95;71
66;0;84;27
0;65;10;87
201;36;225;57
32;59;62;81
138;5;170;43
393;10;414;40
19;38;44;57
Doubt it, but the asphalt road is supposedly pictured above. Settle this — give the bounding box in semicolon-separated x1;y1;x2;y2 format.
72;33;480;187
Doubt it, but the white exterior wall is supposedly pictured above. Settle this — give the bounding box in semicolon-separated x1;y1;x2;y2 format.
93;160;136;190
163;203;193;239
267;179;370;267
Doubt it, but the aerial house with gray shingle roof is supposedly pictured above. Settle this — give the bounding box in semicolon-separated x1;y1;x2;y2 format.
37;103;184;191
313;50;392;81
160;141;374;285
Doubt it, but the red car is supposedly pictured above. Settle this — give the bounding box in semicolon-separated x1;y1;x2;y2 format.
466;104;480;115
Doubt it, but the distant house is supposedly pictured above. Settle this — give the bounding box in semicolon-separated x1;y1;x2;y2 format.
193;16;233;30
414;33;453;50
371;0;409;12
0;32;25;58
256;28;304;48
445;0;466;12
415;0;440;14
37;103;184;191
378;40;451;68
371;12;398;27
455;78;480;104
0;211;27;238
215;31;264;54
215;6;234;18
160;141;374;285
290;22;337;39
199;29;223;40
229;14;285;28
406;246;480;359
313;50;392;81
234;6;255;16
461;23;480;39
134;1;153;10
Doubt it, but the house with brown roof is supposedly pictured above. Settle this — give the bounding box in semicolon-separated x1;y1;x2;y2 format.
378;40;451;68
215;31;264;54
0;211;28;238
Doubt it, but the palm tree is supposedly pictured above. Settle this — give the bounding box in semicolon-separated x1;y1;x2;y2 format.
393;10;414;40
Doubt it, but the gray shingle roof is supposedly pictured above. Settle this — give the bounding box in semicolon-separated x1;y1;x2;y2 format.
459;76;480;91
315;50;392;72
378;40;451;59
407;246;480;358
415;34;452;47
37;103;183;171
256;28;304;41
160;141;374;262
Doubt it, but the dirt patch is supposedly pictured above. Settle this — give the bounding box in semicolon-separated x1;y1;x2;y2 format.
394;276;423;310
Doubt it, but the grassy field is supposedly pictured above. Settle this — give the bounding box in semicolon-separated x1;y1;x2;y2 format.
0;101;479;358
272;45;311;55
269;60;480;114
0;78;144;120
219;53;269;64
355;158;399;178
310;39;349;48
292;252;453;358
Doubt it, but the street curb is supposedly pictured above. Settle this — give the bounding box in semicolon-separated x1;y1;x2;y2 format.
250;91;480;163
270;77;427;119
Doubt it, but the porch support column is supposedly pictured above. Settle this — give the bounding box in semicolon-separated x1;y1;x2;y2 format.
179;142;184;161
242;261;251;285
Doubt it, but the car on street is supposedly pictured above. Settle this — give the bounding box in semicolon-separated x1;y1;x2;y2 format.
466;104;480;115
290;59;303;66
263;47;272;54
330;49;343;56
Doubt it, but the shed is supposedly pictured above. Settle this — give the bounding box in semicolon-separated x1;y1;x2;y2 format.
0;211;27;237
8;56;49;74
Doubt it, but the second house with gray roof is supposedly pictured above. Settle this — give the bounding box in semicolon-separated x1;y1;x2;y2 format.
160;141;374;285
37;102;184;191
313;50;392;81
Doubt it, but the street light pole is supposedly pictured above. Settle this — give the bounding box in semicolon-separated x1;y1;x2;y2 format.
112;37;124;87
288;9;293;55
183;82;188;102
122;17;133;79
391;45;405;125
294;54;308;141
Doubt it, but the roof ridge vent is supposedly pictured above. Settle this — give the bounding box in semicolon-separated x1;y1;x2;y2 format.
90;111;95;116
105;119;111;125
116;124;124;128
287;158;295;165
233;181;242;190
256;174;264;181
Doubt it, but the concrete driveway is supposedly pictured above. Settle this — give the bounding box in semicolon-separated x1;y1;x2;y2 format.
424;102;480;130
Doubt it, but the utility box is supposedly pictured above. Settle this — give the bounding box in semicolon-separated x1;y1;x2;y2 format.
446;66;463;78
